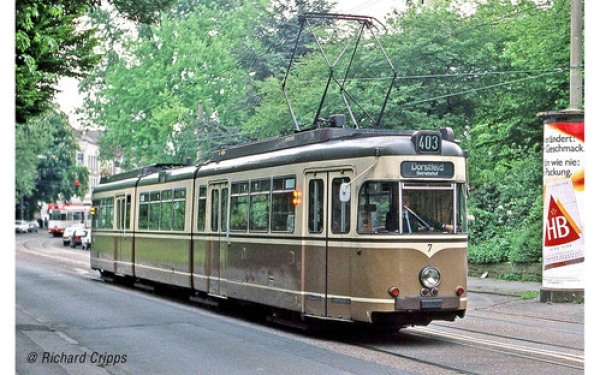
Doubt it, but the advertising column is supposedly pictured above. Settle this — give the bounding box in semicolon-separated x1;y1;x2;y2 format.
538;110;584;303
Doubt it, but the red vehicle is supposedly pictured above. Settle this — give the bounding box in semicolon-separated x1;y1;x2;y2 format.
47;203;91;237
69;228;88;248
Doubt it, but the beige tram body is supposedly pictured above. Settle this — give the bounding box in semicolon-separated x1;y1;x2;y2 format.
91;127;468;328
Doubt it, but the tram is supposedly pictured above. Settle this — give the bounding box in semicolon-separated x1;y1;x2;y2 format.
47;203;91;237
90;13;469;329
90;123;468;328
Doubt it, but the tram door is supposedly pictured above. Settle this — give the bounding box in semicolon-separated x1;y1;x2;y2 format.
304;170;352;319
115;194;133;276
208;182;229;297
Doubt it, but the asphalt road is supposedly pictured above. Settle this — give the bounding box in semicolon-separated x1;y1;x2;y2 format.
16;233;415;375
15;232;585;374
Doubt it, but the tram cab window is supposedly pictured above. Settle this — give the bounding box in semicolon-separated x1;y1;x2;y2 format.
50;210;61;221
358;182;392;233
358;181;466;234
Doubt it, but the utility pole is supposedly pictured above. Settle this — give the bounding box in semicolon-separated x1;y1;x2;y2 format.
536;0;585;304
569;0;583;109
196;100;204;163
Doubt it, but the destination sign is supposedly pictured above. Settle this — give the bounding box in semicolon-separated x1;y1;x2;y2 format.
401;161;454;178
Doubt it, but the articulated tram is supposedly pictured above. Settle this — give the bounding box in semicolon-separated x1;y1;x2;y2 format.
90;124;468;329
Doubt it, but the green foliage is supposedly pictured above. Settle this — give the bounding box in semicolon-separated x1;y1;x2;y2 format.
463;0;572;264
15;0;101;124
110;0;177;24
75;0;576;265
82;1;271;166
15;108;89;219
15;0;179;125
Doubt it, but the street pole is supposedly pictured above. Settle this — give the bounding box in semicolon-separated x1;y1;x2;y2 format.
569;0;583;110
536;0;585;303
196;100;204;163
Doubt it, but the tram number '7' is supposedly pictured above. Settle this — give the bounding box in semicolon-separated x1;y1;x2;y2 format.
427;244;433;253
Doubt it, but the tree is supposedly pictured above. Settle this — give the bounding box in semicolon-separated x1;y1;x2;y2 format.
243;11;400;138
15;0;101;124
459;0;572;265
246;0;574;265
81;1;267;167
15;107;89;219
15;0;177;125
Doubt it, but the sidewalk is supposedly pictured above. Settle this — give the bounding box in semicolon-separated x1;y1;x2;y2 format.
468;276;542;297
467;276;584;324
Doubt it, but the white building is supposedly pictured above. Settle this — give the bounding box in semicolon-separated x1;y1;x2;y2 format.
72;129;101;204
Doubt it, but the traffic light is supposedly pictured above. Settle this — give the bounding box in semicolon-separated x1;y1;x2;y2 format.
74;180;80;191
90;207;96;215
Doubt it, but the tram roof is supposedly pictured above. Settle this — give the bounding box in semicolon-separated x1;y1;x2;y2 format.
96;127;465;190
211;127;416;162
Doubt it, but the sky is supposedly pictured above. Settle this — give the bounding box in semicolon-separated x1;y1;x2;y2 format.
334;0;404;19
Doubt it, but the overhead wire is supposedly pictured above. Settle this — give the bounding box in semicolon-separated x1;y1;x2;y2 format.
85;1;573;167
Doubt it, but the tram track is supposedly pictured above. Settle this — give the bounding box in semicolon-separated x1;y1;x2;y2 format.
353;342;484;375
470;306;584;325
426;322;582;352
409;326;584;369
16;233;90;269
17;233;584;374
338;323;584;375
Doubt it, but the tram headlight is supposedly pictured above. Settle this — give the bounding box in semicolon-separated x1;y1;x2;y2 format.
420;267;441;289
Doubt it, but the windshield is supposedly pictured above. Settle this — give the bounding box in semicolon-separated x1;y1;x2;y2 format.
358;181;467;234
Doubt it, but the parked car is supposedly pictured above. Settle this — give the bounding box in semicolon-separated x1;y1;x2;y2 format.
15;220;29;233
28;221;39;232
62;225;85;246
70;228;88;248
81;230;92;250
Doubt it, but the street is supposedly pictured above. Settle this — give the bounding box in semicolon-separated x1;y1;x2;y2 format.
15;232;584;374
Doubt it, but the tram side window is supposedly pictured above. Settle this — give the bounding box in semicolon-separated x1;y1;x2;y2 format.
161;189;186;231
160;190;173;231
93;197;114;229
250;179;270;231
211;190;219;232
107;199;114;228
456;183;468;233
148;192;161;230
92;200;101;228
220;188;228;232
172;189;186;230
197;186;207;231
139;193;150;230
271;177;296;232
211;188;229;232
138;191;185;231
358;182;392;234
332;177;350;234
92;200;99;228
125;195;131;230
230;182;249;231
308;179;324;233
